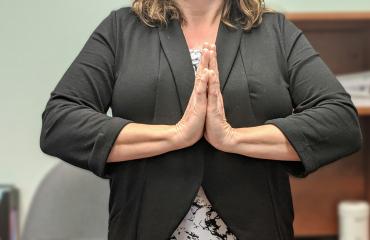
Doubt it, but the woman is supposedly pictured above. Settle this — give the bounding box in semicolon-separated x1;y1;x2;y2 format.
39;0;363;239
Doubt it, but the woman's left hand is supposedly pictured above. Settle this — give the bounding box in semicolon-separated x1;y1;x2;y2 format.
203;44;236;151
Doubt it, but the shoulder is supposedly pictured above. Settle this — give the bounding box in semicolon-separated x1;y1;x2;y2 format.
114;6;136;21
112;6;146;29
93;6;140;35
258;10;302;36
240;11;287;47
244;10;302;50
252;11;286;33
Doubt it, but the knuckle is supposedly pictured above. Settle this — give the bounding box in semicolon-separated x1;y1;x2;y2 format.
195;88;203;95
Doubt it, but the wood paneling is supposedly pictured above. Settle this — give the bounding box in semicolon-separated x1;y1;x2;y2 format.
286;12;370;21
290;143;366;235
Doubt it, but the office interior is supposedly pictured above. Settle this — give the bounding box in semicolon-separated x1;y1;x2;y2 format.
1;0;370;239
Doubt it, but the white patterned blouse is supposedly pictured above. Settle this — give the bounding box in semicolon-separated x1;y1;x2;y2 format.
169;48;238;240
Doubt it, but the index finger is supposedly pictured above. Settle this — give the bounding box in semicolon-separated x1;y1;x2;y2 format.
197;47;209;74
209;44;219;76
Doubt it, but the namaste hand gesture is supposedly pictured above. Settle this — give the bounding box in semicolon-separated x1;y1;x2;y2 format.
175;42;235;151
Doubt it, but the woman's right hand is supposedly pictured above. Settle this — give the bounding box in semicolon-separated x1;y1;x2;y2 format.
174;44;210;148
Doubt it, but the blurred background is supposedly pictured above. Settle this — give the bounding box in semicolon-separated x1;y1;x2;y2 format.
1;0;370;239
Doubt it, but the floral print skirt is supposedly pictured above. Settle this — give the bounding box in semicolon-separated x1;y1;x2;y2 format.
169;186;238;240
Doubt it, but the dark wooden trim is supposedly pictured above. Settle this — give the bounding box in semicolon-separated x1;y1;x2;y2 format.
286;12;370;21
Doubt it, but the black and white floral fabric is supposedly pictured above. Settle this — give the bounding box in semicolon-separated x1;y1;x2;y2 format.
190;48;202;73
169;48;238;240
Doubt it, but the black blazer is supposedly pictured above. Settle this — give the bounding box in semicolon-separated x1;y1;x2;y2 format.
39;6;363;240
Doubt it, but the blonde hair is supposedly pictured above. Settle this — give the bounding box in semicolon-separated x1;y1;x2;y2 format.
131;0;275;31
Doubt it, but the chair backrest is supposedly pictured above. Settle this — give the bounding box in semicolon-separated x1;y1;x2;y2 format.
21;162;110;240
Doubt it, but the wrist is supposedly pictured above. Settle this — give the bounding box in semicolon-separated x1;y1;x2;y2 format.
222;127;240;153
168;124;189;150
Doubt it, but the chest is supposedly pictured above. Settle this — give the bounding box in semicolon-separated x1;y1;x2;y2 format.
110;25;294;128
181;23;219;49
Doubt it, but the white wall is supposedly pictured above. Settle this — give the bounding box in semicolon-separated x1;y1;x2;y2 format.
0;0;130;233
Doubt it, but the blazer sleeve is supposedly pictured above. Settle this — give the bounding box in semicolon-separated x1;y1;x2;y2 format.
263;13;363;178
39;10;134;179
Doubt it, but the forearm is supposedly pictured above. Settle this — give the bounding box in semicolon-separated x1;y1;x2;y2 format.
226;124;300;162
107;122;184;163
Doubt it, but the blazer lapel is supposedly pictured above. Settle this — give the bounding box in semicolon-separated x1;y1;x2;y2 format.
158;20;195;115
158;17;243;115
215;21;243;93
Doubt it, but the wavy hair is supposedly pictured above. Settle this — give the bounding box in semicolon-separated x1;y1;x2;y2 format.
131;0;275;31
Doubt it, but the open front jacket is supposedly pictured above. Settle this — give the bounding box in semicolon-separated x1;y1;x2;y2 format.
39;6;363;240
